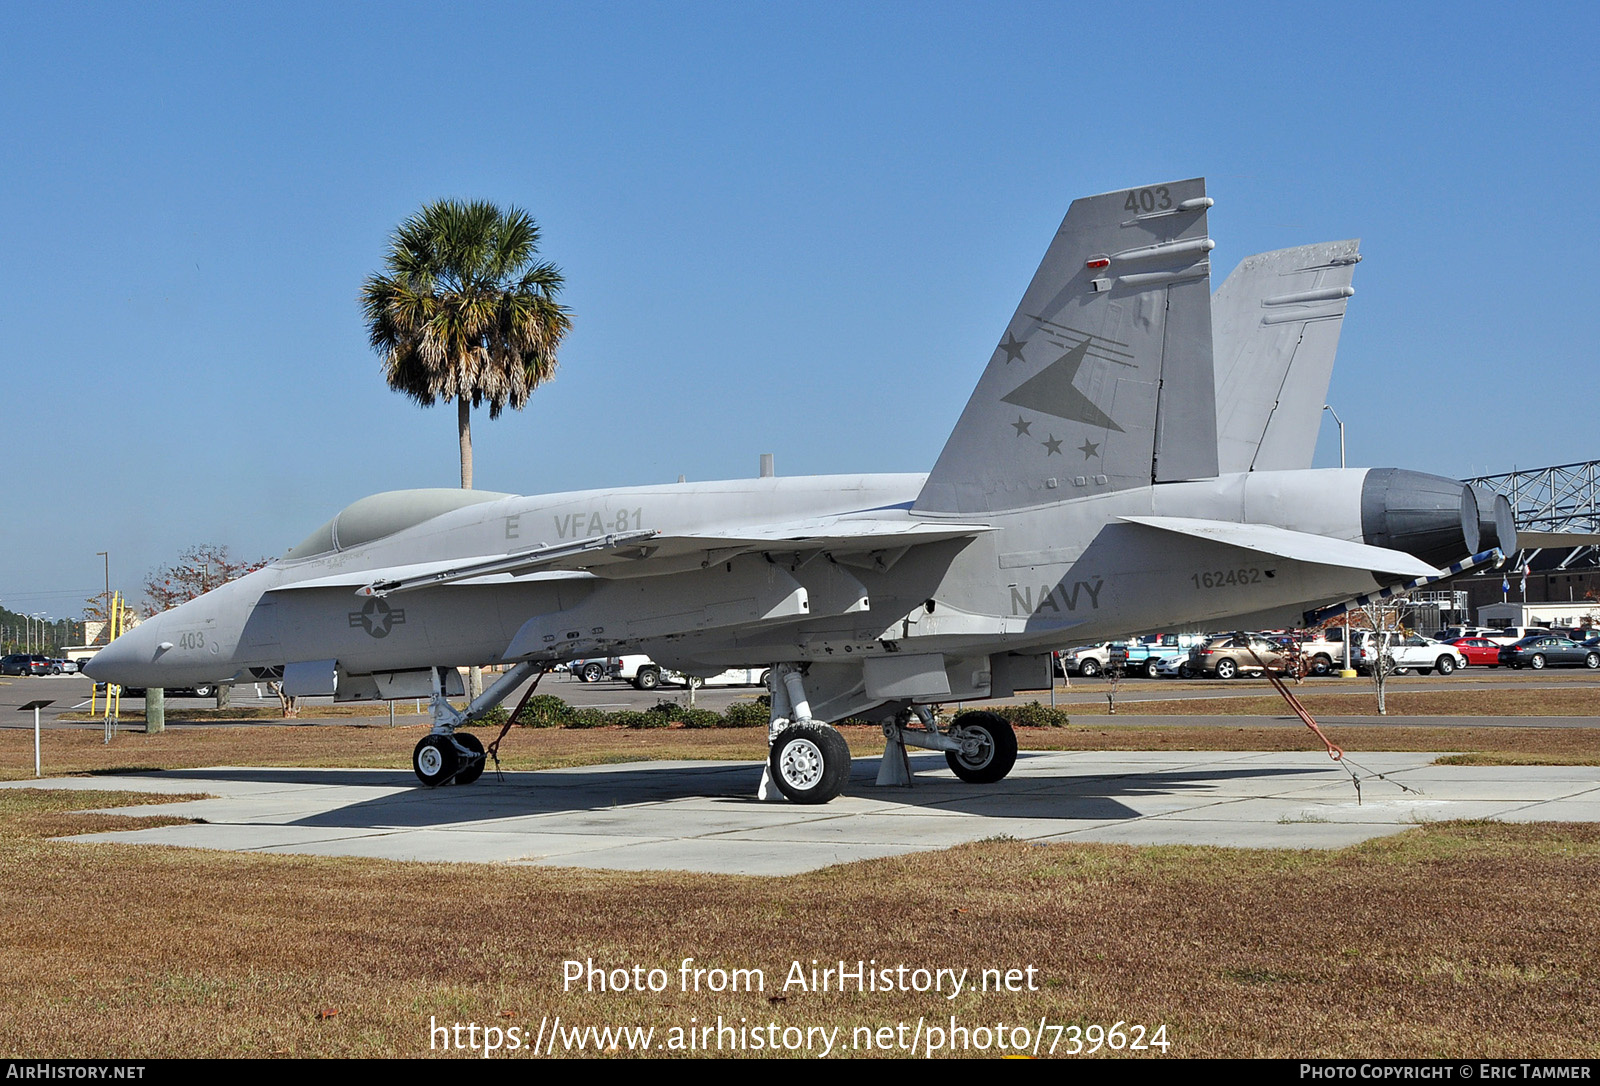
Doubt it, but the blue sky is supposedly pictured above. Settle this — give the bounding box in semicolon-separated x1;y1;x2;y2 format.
2;2;1595;619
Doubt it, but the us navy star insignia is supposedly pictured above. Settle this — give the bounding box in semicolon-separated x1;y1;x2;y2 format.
997;331;1027;363
1011;416;1032;436
349;597;406;639
1078;439;1100;459
1042;434;1063;456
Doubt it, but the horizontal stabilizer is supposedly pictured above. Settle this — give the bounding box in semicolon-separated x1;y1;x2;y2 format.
1119;515;1439;577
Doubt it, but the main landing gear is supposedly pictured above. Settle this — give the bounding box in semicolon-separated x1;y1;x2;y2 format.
756;665;1022;803
875;707;1018;787
411;662;540;787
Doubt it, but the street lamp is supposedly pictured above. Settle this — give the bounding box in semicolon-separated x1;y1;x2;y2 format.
1322;404;1346;470
1321;407;1355;673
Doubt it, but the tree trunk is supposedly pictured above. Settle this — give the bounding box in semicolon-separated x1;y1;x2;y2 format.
459;398;473;489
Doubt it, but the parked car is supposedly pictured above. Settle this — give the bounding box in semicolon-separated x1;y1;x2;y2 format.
1;654;57;676
666;666;770;689
1059;643;1114;677
1366;637;1467;676
1188;634;1291;679
1497;636;1600;670
1447;637;1504;667
118;683;219;698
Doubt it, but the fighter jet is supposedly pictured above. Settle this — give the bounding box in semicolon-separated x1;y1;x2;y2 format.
87;178;1512;804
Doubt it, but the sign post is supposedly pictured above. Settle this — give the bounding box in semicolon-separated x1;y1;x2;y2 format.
18;700;53;778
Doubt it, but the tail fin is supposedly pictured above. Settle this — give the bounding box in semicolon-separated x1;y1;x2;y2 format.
915;179;1217;516
1212;240;1360;473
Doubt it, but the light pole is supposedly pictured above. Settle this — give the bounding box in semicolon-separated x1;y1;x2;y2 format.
1322;404;1346;469
97;551;110;645
1322;405;1355;674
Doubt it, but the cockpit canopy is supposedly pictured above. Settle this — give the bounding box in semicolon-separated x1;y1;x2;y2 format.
284;488;513;560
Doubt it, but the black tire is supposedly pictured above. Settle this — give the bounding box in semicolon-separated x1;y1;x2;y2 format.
944;711;1019;784
759;669;772;689
634;667;660;690
191;684;216;699
580;662;605;683
1311;655;1333;677
1435;656;1456;676
1530;654;1546;670
1177;662;1193;679
1078;659;1101;678
768;723;851;804
1144;659;1160;679
1214;658;1238;680
1586;653;1599;670
454;732;486;785
413;734;459;787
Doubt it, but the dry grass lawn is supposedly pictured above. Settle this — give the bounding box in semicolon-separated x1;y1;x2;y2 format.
7;717;1600;783
1;788;1597;1058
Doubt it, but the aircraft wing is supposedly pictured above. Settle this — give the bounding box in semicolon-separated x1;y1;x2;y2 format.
1119;515;1440;577
270;517;994;597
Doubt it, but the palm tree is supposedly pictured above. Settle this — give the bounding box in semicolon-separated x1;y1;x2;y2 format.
361;199;571;488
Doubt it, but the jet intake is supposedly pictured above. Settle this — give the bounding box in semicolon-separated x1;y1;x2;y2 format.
1361;469;1480;568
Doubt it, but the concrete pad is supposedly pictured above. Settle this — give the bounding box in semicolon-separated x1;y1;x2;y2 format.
23;750;1600;875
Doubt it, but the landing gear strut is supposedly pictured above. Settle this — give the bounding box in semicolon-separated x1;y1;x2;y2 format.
877;707;1018;787
412;661;540;787
759;664;852;804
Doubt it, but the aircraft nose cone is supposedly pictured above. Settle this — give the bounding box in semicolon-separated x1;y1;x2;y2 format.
82;626;157;685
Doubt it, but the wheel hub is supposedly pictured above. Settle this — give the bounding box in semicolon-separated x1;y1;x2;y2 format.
956;727;994;769
417;745;444;776
779;738;825;788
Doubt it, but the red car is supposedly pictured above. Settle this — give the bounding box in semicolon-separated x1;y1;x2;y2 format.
1448;637;1503;667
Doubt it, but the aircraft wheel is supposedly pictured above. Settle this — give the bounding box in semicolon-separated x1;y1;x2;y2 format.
580;661;605;683
413;734;459;787
454;732;486;785
1078;659;1101;678
634;667;661;690
1214;658;1238;680
1435;656;1456;676
1530;654;1546;670
768;722;851;804
944;711;1018;784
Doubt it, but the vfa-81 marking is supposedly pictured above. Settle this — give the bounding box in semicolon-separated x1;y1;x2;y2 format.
89;179;1514;804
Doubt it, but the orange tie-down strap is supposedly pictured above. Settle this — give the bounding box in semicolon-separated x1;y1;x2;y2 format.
487;668;547;768
1243;643;1345;762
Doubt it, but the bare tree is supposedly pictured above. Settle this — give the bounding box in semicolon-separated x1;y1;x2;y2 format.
144;544;271;709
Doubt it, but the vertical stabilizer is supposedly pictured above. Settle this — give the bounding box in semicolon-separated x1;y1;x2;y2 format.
1212;240;1360;473
915;179;1217;516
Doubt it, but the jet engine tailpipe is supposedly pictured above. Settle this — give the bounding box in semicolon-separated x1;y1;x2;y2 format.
1361;469;1481;568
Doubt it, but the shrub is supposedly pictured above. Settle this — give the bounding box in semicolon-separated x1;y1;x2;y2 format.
720;700;770;729
516;694;576;729
565;707;609;729
612;710;670;729
993;701;1071;728
673;707;725;729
